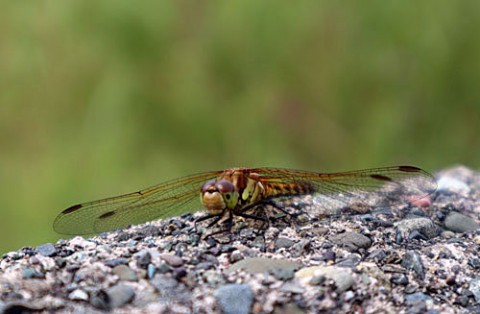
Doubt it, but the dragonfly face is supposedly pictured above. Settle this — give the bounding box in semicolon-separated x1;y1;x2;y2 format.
53;166;437;235
201;179;239;215
200;168;266;216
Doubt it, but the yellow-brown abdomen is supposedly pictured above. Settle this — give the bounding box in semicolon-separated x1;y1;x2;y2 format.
264;182;315;198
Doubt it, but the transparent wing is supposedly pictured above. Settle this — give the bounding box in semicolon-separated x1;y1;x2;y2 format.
252;166;437;211
53;171;223;235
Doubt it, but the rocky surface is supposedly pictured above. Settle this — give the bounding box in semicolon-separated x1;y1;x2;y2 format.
1;165;480;313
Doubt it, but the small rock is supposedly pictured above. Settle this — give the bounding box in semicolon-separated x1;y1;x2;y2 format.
226;257;301;275
329;232;371;252
395;217;441;241
291;239;311;256
275;237;295;249
270;267;295;281
68;289;89;301
215;284;253;314
36;243;57;257
296;266;354;292
147;264;156;279
22;267;44;279
104;258;129;267
469;258;480;269
160;254;184;267
112;265;138;281
229;251;244;263
468;277;480;303
106;285;135;308
391;273;409;286
135;250;151;269
437;176;470;195
405;292;431;314
444;212;479;233
401;251;425;280
280;282;304;294
150;273;178;294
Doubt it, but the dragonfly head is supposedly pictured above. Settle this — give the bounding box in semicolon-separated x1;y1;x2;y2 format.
201;179;239;215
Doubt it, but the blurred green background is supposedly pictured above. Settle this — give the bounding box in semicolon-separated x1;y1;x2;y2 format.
1;1;479;254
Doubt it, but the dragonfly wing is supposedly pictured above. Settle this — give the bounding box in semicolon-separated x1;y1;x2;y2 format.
53;171;223;235
252;166;437;209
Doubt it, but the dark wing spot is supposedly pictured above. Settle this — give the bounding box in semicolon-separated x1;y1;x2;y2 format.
99;211;116;219
62;204;82;214
370;174;393;181
398;166;421;172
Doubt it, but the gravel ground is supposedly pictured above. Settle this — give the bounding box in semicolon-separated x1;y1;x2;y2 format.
1;165;480;314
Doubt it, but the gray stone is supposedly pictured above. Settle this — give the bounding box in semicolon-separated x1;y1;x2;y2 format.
395;217;441;240
329;232;371;251
68;289;89;301
468;277;480;303
295;266;354;292
160;253;184;267
36;243;57;257
226;257;301;275
215;284;253;314
275;237;295;249
437;176;470;195
112;265;138;281
106;285;135;308
401;251;425;280
444;212;479;233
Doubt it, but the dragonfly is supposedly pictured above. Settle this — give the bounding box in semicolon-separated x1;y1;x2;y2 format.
53;166;437;235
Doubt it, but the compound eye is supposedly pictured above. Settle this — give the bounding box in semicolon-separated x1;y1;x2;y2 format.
201;180;217;193
215;180;235;193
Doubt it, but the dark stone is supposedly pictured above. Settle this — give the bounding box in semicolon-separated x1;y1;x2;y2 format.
391;273;409;286
275;237;295;249
136;250;151;269
329;232;371;252
215;284;253;314
107;284;135;308
104;258;129;267
36;243;57;257
401;251;425;280
444;212;479;233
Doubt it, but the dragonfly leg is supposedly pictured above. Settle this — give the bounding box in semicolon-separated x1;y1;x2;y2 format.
236;212;269;230
194;213;222;233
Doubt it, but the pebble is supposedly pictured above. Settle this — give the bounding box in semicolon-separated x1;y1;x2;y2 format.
22;267;45;279
437;176;471;195
405;292;431;314
226;257;301;275
147;264;156;279
106;285;135;308
468;277;480;303
112;265;138;281
160;253;184;267
150;273;179;294
329;232;371;252
214;284;253;314
270;266;295;280
444;212;479;233
401;251;425;280
275;237;295;249
295;266;354;292
104;258;129;267
135;250;152;269
68;289;89;301
395;217;441;241
469;258;480;269
390;273;409;286
36;243;57;257
280;282;304;294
